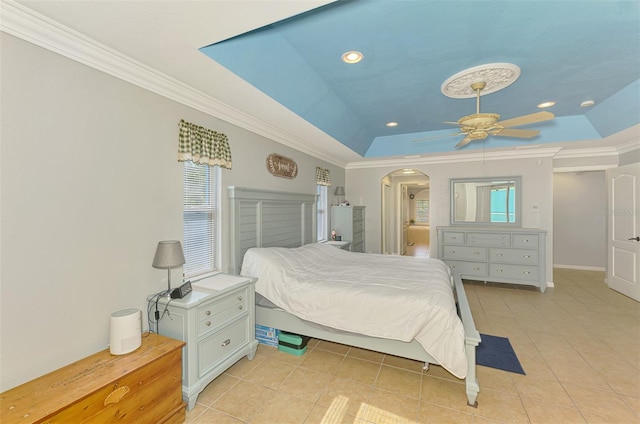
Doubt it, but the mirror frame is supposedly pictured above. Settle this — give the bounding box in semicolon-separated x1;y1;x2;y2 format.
450;176;522;227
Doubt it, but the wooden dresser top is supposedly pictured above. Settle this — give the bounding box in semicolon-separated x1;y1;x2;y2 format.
0;333;184;423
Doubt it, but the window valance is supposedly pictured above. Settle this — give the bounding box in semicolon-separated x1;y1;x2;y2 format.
316;167;331;186
178;119;232;169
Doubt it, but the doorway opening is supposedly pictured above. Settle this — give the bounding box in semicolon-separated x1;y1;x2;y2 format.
381;169;430;257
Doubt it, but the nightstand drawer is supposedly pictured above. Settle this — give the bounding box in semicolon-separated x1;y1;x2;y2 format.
353;208;364;221
490;248;538;265
443;245;487;261
197;288;248;336
198;315;250;377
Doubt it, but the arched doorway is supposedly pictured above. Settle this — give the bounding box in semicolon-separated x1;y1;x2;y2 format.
381;169;430;256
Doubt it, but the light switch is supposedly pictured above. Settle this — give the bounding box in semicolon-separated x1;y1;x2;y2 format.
531;204;540;213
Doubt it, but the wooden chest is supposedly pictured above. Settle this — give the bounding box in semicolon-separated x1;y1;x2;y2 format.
0;333;185;424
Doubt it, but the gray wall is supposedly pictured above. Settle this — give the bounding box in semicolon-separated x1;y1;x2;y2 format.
0;33;343;390
553;171;607;269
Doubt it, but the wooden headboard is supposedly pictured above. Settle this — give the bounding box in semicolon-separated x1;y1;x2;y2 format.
228;186;317;275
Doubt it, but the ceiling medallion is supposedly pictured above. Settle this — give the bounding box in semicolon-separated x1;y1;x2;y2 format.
441;63;521;99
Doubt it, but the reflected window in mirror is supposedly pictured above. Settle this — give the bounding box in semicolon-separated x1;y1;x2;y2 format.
451;177;521;226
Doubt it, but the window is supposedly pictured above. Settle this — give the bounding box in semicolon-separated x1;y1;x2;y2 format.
183;161;219;280
490;186;516;222
317;184;328;241
415;200;429;223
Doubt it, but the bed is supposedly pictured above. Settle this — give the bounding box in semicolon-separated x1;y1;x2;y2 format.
228;186;480;406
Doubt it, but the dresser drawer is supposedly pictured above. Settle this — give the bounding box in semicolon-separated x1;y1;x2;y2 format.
490;264;539;281
352;207;365;221
446;260;488;278
198;315;250;377
490;248;538;265
467;232;510;247
443;245;487;261
442;232;465;245
352;219;364;233
197;288;248;336
512;234;539;248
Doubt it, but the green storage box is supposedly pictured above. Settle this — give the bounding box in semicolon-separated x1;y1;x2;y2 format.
277;331;310;355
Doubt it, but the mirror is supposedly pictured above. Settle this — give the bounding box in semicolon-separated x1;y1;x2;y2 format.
451;177;521;226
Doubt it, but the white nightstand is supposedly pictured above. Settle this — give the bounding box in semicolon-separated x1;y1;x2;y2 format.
155;273;258;410
322;240;351;250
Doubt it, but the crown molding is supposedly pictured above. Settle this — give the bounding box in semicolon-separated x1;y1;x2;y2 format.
346;147;562;170
0;0;347;167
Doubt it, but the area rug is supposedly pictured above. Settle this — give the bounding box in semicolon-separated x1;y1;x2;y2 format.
477;333;526;375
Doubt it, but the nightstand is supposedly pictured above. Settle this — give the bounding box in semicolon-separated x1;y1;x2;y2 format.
156;274;258;410
322;240;351;250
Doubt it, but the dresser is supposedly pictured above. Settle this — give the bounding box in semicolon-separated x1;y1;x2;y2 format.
437;226;547;292
330;206;365;252
0;333;185;424
156;274;259;410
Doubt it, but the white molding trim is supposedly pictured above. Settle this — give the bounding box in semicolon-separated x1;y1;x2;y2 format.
553;264;606;272
0;0;346;167
346;147;562;169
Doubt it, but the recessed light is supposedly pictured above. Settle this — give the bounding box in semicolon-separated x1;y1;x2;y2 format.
342;51;363;64
580;100;595;108
402;169;415;174
386;121;398;127
537;101;555;108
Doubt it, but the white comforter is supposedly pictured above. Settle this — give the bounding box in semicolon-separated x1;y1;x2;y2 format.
241;243;467;378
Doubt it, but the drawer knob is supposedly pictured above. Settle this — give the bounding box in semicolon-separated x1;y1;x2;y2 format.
522;239;529;243
205;321;211;327
237;296;243;301
473;251;480;256
449;250;456;254
238;305;243;310
221;339;231;347
496;269;503;273
523;255;531;259
473;267;480;271
496;253;503;257
524;271;531;275
205;311;211;316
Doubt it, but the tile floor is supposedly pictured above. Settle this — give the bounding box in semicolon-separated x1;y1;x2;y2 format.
185;268;639;423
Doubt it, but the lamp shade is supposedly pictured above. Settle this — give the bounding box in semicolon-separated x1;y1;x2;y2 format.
334;186;345;196
152;241;186;269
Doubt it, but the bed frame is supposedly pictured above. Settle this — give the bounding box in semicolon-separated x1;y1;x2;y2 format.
228;186;480;407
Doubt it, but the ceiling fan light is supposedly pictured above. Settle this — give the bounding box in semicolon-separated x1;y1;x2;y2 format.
580;100;595;108
386;121;398;127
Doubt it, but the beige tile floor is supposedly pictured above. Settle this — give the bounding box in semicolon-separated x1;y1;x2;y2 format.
185;268;639;423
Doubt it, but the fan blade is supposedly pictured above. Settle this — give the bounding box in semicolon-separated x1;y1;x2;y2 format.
411;132;461;143
493;129;540;139
496;111;554;128
455;136;473;148
443;121;463;126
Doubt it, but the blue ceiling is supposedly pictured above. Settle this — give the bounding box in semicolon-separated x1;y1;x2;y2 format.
201;0;640;158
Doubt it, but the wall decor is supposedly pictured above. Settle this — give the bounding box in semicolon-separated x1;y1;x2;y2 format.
266;154;298;179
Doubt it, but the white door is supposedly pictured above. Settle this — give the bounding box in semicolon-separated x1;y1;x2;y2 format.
607;163;640;301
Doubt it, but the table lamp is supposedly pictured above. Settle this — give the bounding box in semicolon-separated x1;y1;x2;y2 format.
152;240;185;294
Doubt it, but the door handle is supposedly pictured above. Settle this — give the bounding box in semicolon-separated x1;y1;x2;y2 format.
629;236;640;241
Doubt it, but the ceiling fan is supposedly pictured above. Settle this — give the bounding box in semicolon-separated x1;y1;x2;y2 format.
413;82;555;148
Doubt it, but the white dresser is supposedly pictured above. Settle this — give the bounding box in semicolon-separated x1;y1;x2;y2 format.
156;274;259;410
330;206;365;252
437;226;547;292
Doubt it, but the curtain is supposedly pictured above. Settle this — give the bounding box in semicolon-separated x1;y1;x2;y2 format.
316;166;331;186
178;119;232;169
475;185;492;222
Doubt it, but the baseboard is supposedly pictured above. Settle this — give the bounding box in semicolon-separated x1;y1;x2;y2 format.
553;264;606;272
